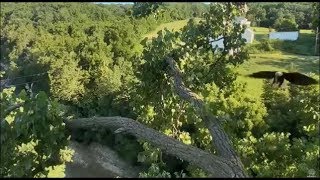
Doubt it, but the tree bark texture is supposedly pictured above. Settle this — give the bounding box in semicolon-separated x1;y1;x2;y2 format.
165;57;247;177
67;116;243;177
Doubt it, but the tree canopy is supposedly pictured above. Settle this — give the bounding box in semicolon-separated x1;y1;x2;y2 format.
1;2;319;178
247;2;314;29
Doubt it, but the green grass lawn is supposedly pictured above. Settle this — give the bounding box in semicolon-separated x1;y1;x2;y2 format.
251;27;317;56
144;20;319;98
251;27;271;41
144;18;202;39
236;53;319;98
237;28;318;98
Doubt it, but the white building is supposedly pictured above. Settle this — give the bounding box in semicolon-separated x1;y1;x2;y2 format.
210;16;254;50
269;31;299;41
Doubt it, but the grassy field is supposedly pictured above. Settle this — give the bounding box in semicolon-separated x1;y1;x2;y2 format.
236;53;319;98
251;27;317;56
144;20;319;98
144;18;202;39
251;27;270;41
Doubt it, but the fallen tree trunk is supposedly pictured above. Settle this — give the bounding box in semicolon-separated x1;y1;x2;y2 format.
66;116;241;177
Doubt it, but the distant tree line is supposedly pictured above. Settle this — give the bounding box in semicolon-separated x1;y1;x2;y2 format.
247;2;314;30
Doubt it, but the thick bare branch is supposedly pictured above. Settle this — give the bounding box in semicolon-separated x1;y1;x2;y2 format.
165;57;247;177
66;116;243;177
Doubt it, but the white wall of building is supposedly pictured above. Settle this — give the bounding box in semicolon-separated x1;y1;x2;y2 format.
243;28;254;43
209;16;254;50
269;31;299;41
209;28;254;49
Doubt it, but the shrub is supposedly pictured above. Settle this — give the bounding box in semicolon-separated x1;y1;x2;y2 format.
274;18;299;32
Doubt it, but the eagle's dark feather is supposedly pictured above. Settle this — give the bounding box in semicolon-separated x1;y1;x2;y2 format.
247;71;277;79
283;72;318;85
247;71;318;87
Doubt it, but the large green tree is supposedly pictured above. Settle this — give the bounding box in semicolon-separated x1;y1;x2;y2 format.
1;2;318;178
273;17;299;31
130;2;250;177
235;80;319;177
0;74;74;177
247;3;313;29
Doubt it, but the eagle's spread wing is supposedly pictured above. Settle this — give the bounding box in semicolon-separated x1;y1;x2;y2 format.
283;72;318;85
247;71;276;79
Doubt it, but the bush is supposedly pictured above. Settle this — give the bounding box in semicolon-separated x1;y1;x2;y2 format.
273;18;299;32
259;39;275;51
235;79;320;177
245;39;276;53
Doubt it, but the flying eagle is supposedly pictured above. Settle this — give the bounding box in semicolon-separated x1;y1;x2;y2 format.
247;71;318;87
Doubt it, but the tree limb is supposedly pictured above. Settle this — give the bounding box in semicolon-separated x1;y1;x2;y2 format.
1;103;24;127
66;116;242;177
2;103;24;117
165;57;247;177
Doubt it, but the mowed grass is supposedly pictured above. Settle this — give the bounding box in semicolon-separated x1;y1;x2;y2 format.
144;18;202;39
236;53;319;98
251;27;271;41
275;29;317;56
251;27;317;56
237;27;318;98
144;20;319;98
